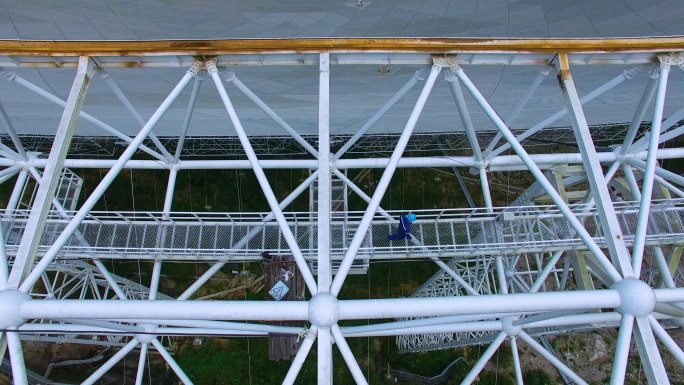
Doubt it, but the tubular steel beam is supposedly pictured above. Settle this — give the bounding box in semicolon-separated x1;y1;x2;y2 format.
17;62;197;293
6;57;95;289
558;53;634;278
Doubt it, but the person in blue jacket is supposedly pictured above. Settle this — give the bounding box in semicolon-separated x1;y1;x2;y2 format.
388;212;416;240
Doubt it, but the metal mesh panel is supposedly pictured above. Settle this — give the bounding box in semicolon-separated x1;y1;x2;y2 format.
2;199;684;262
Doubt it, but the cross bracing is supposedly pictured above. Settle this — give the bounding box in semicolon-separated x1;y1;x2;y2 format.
0;39;682;385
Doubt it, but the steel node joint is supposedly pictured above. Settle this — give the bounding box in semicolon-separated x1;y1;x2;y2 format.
612;278;656;317
0;289;30;329
189;58;217;76
432;55;457;71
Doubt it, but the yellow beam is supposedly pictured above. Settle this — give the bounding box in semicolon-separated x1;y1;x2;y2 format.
0;36;683;57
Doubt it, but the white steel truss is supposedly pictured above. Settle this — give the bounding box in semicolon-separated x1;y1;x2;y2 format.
0;38;682;385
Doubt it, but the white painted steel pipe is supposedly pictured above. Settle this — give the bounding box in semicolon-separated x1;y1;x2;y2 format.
17;323;124;333
484;67;550;155
135;343;148;385
209;64;318;294
653;173;684;198
632;65;670;276
623;164;642;200
454;65;623;283
0;102;27;160
337;290;621;320
446;74;494;211
447;74;483;161
331;64;442;295
0;167;19;185
529;250;563;293
318;327;332;385
634;161;684;189
100;70;172;159
518;312;622;329
317;53;332;293
163;168;178;215
0;165;20;180
654;288;684;303
283;326;317;385
654;124;684;148
175;78;203;162
1;147;683;172
610;313;635;385
146;319;303;334
341;313;516;336
652;247;676;289
332;168;481;296
619;76;658;155
81;339;139;385
342;320;501;337
648;315;684;367
230;74;319;158
632;105;684;153
510;337;524;385
10;288;663;323
519;331;589;385
6;331;28;385
19;299;310;321
177;170;318;300
5;169;28;213
152;338;194;385
2;71;167;162
149;260;162;300
489;66;643;158
332;69;424;161
58;319;144;333
461;331;506;385
18;69;196;292
331;324;369;385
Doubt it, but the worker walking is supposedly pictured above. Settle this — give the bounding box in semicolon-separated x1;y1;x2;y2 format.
388;212;416;240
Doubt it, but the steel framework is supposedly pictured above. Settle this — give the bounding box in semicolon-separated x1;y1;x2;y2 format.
0;38;683;385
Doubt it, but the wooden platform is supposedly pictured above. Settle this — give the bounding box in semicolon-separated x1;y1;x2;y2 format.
263;253;305;361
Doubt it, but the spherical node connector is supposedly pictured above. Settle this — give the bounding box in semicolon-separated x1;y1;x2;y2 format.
309;293;339;327
501;317;521;337
222;71;236;82
135;323;158;344
0;289;30;329
612;278;655;317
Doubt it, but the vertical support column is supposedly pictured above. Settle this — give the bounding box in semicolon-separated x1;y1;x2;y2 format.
557;54;634;278
318;325;333;385
318;53;332;293
6;57;95;289
317;53;334;385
